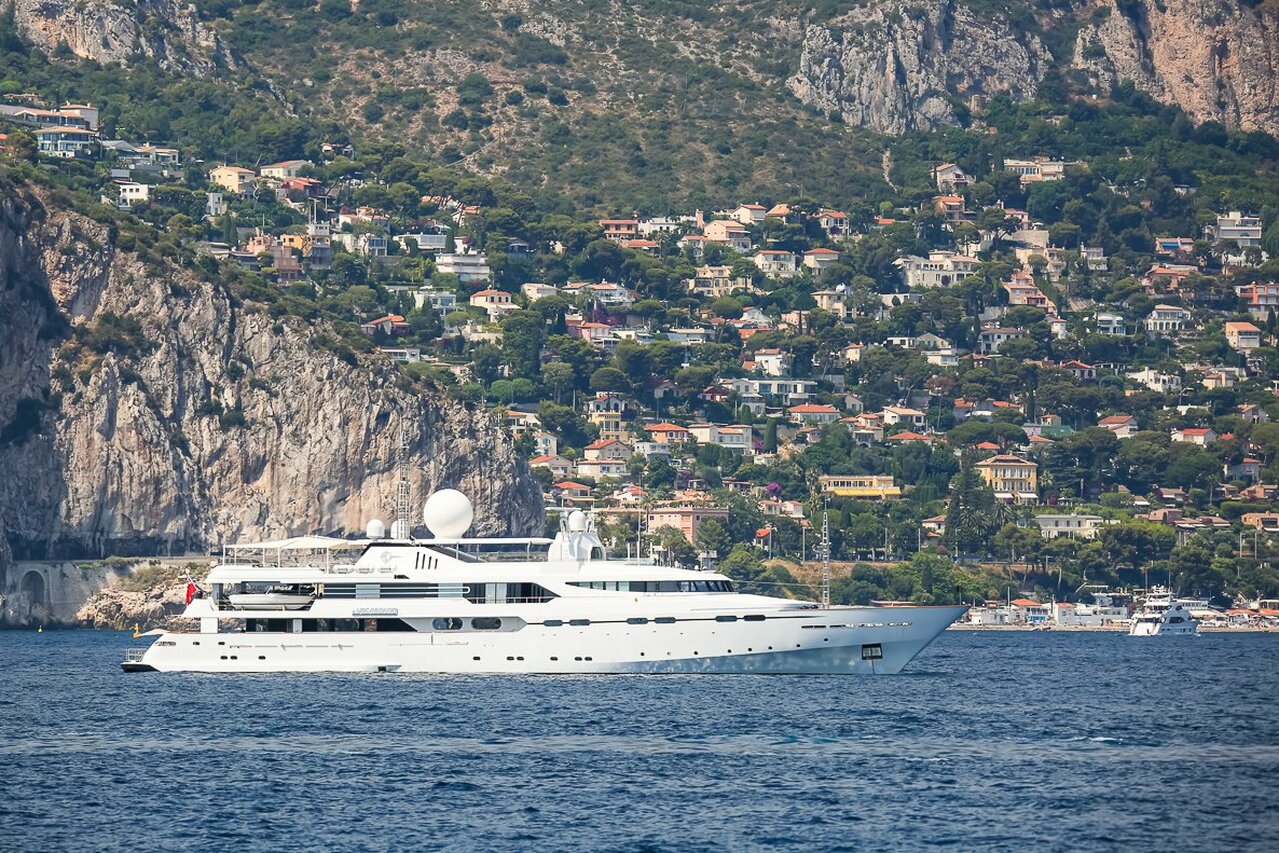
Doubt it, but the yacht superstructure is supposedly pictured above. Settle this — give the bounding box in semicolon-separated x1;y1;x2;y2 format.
123;492;966;674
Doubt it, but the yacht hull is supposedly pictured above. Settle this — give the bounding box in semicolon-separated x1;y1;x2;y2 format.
126;605;966;675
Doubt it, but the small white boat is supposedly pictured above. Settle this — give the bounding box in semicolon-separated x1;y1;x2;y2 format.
226;592;314;611
1129;586;1198;637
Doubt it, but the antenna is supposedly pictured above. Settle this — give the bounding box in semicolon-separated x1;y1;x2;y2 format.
820;506;831;609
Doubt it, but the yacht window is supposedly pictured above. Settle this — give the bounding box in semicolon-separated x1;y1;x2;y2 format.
626;617;649;625
715;615;738;623
569;619;591;626
861;643;883;660
432;617;463;631
743;614;766;622
590;547;605;560
543;619;564;627
654;617;677;624
471;617;502;630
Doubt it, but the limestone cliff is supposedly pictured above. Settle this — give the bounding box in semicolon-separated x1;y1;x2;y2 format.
1073;0;1279;137
789;0;1279;136
788;1;1052;135
9;0;238;73
0;183;543;561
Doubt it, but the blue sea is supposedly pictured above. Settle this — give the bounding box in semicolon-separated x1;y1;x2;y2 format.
1;630;1276;851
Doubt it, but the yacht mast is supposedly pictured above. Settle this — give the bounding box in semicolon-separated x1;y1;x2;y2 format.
393;420;411;539
820;509;831;608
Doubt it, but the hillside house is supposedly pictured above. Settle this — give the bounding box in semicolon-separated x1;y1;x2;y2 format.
599;219;639;242
469;289;517;321
1224;322;1262;351
803;248;840;277
1236;283;1279;319
753;250;800;278
259;159;312;180
819;475;901;499
587;393;627;442
1095;312;1127;336
1034;514;1108;539
1171;427;1218;446
788;403;840;425
731;204;766;226
210;165;256;194
1207;211;1262;247
896;251;980;289
644;422;691;445
1145;304;1192;335
975;454;1039;504
702;220;752;251
816;210;849;236
1128;368;1182;394
933;163;970;192
436;252;492;284
1098;415;1138;438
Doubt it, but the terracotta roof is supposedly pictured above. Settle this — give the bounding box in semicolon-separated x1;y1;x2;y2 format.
645;422;688;432
788;403;839;413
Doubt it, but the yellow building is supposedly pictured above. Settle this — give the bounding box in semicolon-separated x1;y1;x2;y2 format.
974;454;1039;504
819;475;901;499
209;165;256;194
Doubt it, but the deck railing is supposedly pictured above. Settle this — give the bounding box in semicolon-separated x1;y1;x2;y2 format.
122;648;147;663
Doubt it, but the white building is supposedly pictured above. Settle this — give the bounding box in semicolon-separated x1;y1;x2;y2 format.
436;252;492;284
1145;304;1191;336
1034;514;1109;540
1207;211;1262;247
896;251;980;289
1127;368;1182;394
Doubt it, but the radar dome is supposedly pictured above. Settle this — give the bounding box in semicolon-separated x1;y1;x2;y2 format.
567;509;587;532
365;518;386;539
423;489;474;538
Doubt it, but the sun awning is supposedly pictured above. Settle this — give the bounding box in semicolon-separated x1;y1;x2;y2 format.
227;536;370;552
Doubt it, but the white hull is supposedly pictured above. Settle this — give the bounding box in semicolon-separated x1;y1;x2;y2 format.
131;605;966;675
1128;621;1197;637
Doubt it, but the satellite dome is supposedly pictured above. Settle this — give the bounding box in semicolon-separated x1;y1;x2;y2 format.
423;489;474;538
567;509;587;532
365;518;386;539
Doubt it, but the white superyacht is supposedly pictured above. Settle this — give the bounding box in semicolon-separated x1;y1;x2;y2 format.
123;491;967;674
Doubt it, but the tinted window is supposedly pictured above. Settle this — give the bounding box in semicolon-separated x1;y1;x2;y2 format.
626;617;649;625
715;615;738;623
471;617;502;630
432;617;462;631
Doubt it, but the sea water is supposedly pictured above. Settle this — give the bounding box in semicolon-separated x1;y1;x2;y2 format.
0;630;1276;851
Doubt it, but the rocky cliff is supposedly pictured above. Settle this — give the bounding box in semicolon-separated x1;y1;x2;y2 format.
789;1;1052;135
789;0;1279;136
1073;0;1279;137
9;0;238;73
0;183;543;561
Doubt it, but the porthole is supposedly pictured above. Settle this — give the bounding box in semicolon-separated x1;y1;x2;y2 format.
472;656;481;661
258;655;265;660
584;656;593;661
230;655;238;660
574;656;582;661
192;641;200;646
506;656;515;661
219;655;227;660
550;656;559;661
655;617;676;624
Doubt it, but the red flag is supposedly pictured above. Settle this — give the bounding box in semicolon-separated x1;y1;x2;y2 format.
185;582;198;605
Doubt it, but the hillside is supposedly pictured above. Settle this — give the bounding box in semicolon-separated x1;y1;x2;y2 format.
7;0;1279;209
0;175;543;559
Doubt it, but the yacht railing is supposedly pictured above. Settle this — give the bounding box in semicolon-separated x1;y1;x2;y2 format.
122;648;147;663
